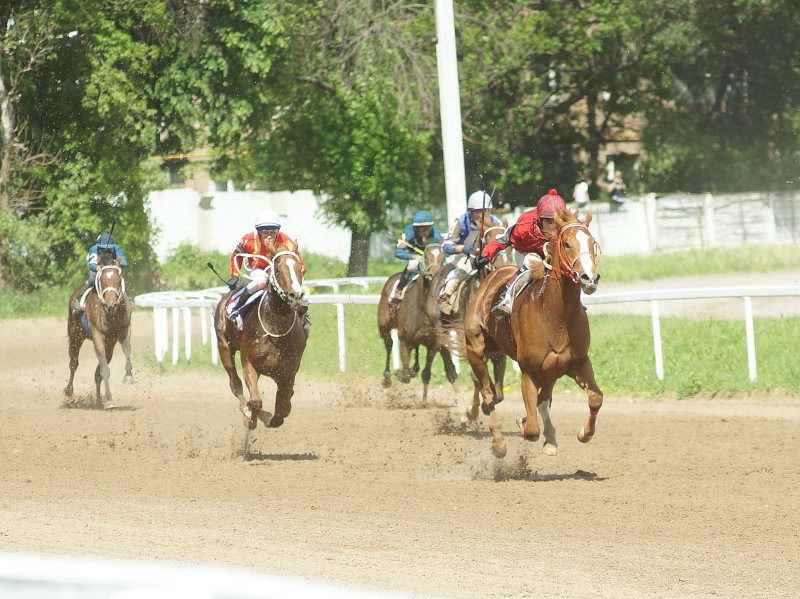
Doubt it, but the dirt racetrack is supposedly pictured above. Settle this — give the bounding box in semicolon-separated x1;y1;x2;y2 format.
1;307;798;599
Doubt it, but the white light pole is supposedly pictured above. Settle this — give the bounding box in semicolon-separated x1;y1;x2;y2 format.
435;0;467;226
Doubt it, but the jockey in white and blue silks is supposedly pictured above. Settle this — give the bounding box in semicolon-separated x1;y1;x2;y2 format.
437;190;502;314
389;210;443;305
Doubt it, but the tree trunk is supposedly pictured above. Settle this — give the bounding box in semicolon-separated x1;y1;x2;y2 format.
347;229;371;276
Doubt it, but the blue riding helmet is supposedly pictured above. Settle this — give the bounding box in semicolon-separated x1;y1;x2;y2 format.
97;233;116;248
412;210;434;226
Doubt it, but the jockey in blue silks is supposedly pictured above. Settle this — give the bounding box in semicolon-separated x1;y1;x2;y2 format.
389;210;443;306
437;190;502;314
71;232;129;314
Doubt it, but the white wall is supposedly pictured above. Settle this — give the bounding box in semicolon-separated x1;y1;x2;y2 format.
146;189;352;262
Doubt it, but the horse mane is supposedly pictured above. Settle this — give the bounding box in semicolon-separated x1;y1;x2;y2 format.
275;238;300;254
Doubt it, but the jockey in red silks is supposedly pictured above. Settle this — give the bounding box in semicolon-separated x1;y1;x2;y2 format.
225;209;309;331
474;189;566;316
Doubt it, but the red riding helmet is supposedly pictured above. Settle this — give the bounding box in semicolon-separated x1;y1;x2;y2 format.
536;189;566;218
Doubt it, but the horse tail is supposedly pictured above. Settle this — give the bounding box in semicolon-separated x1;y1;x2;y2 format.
437;319;466;358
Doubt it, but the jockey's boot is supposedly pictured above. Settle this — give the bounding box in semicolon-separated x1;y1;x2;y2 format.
71;276;95;316
227;287;254;331
492;267;531;318
390;270;411;308
437;268;466;314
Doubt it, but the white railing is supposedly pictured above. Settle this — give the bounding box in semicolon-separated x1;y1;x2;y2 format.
133;279;800;382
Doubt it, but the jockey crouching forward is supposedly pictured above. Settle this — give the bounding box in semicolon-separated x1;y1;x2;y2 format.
474;189;566;317
389;210;443;307
225;209;310;332
72;232;128;315
437;190;502;315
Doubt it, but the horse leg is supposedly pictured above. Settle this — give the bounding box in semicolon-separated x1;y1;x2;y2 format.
465;371;481;421
518;373;541;442
439;348;459;386
536;380;558;456
491;356;507;405
395;340;413;383
570;358;604;443
64;327;83;397
420;346;436;402
120;315;134;385
217;336;246;405
411;346;420;377
381;331;393;388
268;374;295;428
91;340;113;409
465;333;504;457
241;358;262;430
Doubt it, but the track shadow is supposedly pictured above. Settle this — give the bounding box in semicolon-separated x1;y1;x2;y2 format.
472;453;607;483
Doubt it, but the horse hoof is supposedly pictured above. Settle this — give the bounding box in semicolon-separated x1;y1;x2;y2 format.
491;442;507;459
247;418;257;430
543;443;558;456
63;387;73;398
577;427;594;443
269;415;285;428
382;376;392;389
123;376;134;385
257;411;273;427
103;401;116;411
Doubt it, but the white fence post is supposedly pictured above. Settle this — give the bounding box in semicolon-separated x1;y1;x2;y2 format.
743;296;757;382
650;300;664;381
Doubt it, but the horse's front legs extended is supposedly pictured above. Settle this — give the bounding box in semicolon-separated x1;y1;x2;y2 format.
570;357;603;443
241;359;263;430
465;337;504;457
92;343;113;409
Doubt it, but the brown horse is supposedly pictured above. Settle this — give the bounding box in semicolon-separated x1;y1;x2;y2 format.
214;243;308;430
377;243;457;400
64;263;134;410
464;209;602;458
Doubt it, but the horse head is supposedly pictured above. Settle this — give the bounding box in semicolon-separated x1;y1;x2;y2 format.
422;242;444;276
95;264;126;307
552;209;601;295
269;243;305;311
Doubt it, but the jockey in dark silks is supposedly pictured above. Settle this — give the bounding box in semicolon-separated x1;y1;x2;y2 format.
389;210;443;306
72;233;128;314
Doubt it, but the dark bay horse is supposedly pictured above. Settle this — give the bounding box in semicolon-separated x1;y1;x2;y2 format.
64;263;134;410
377;243;458;400
464;209;603;458
214;243;308;430
430;220;511;405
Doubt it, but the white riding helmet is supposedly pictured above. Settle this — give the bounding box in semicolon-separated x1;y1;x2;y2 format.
467;190;493;210
254;209;281;231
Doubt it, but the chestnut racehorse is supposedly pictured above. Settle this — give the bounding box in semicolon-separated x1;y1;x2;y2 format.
64;262;134;409
464;209;603;457
214;242;308;430
377;243;458;400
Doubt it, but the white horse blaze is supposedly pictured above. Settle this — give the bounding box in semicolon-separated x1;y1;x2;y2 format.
286;258;303;294
574;230;596;276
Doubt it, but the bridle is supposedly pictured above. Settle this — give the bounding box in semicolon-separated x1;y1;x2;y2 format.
552;223;601;283
95;265;125;307
258;250;303;337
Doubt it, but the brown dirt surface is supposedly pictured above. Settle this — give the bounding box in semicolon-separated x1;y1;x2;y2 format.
1;306;799;599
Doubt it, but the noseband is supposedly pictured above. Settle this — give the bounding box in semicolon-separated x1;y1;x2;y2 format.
95;265;125;307
554;223;601;283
